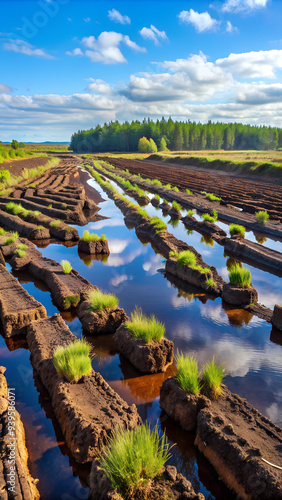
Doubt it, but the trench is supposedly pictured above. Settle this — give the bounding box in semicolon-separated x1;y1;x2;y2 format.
0;165;282;500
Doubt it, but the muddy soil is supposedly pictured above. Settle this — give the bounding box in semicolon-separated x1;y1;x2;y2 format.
0;156;50;177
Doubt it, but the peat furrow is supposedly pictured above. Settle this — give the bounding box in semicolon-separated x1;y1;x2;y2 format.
0;366;40;499
0;209;50;240
26;314;141;464
224;238;282;276
0;263;46;337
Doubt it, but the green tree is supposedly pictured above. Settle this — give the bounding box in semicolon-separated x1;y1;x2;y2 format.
159;137;168;151
19;142;25;148
11;139;19;150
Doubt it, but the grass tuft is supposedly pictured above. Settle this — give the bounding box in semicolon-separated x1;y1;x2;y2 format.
228;263;251;288
205;192;221;202
175;250;197;268
255;210;269;225
229;224;245;237
99;424;171;497
175;352;201;394
172;200;182;212
64;294;80;309
87;289;118;311
149;216;167;234
201;209;218;223
186;188;192;195
202;357;225;397
60;260;72;274
53;338;92;383
187;209;195;217
152;179;162;187
125;307;165;343
50;219;61;227
81;230;106;242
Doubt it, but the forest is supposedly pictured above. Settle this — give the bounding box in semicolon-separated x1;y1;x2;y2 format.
70;118;282;153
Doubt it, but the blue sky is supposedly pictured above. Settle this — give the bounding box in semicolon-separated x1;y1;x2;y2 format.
1;0;282;142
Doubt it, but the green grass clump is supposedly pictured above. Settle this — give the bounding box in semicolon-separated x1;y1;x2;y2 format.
152;179;162;187
5;231;19;245
172;200;182;212
0;228;6;235
205;192;221;202
15;249;26;258
187;209;195;217
61;203;67;209
164;183;172;189
202;357;225;397
154;194;160;201
186;188;192;195
32;211;41;219
162;198;168;205
205;278;215;288
228;263;251;288
53;338;92;383
48;204;52;209
175;250;197;268
81;230;106;242
255;210;269;225
172;186;179;192
201;209;218;223
36;225;45;230
125;307;165;343
175;352;201;394
137;207;149;218
64;294;80;309
50;220;61;227
87;289;118;311
60;260;72;274
229;224;245;237
149;216;167;234
99;424;170;498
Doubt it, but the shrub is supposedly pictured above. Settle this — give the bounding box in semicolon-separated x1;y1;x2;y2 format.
64;294;80;309
81;230;106;242
53;338;92;383
229;224;245;237
202;357;225;397
99;424;170;497
50;220;61;227
175;352;201;394
125;307;165;343
61;260;72;274
187;209;195;217
172;200;182;212
87;289;118;311
205;192;221;202
228;263;251;288
205;278;215;288
255;210;269;225
149;216;167;234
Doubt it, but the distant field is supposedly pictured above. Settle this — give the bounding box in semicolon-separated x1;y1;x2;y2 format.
24;143;69;153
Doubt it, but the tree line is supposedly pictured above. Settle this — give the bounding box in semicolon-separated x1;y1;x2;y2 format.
70;118;282;152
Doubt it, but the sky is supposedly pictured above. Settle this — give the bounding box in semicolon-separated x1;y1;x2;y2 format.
1;0;282;142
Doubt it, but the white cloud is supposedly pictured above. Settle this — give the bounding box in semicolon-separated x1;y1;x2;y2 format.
0;84;12;93
3;39;54;59
84;17;91;23
139;25;168;45
110;274;131;287
178;9;220;32
221;0;269;13
226;20;238;32
87;79;114;95
122;52;233;102
108;8;131;25
235;82;282;104
67;31;145;64
66;48;83;56
216;49;282;78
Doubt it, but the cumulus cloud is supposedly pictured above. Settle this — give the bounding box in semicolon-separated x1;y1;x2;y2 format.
178;9;220;32
87;78;114;95
3;39;54;59
108;8;131;25
216;49;282;78
235;82;282;104
121;52;233;102
221;0;269;13
67;31;145;64
0;84;12;93
139;25;168;45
